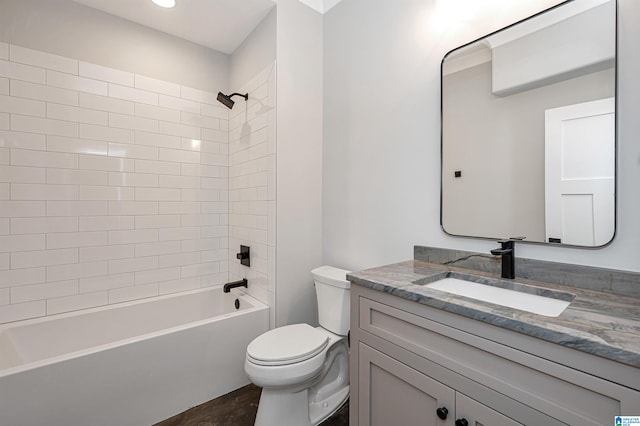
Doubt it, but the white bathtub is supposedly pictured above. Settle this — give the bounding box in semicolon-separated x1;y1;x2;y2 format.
0;287;269;426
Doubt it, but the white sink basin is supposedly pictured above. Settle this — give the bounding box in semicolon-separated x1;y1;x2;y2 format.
425;276;572;317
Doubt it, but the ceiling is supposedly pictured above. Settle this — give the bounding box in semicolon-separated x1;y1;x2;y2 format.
71;0;276;54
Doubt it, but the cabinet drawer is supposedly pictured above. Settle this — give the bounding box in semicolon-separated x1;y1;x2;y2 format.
359;295;639;425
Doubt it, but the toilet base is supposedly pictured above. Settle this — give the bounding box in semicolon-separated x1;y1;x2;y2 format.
254;386;349;426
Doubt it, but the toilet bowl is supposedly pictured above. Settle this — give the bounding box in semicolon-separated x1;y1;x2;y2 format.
244;266;351;426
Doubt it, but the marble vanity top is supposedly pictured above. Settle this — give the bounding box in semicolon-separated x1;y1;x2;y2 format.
348;259;640;369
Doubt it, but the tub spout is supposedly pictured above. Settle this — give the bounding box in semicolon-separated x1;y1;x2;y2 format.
223;278;248;293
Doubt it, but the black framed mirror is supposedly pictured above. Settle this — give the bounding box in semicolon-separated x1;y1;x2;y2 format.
441;0;617;247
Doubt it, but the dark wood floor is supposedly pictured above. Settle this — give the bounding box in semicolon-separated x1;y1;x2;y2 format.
154;384;349;426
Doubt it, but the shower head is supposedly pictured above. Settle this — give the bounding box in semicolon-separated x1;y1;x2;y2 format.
217;92;249;109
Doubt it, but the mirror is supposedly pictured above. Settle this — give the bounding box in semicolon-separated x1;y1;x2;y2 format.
441;0;617;247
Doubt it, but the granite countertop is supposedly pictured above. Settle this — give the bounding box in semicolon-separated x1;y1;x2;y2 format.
348;259;640;369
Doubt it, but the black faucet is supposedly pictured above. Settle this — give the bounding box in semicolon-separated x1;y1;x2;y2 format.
223;278;248;293
490;239;517;279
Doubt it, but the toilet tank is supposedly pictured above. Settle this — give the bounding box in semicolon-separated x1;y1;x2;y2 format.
311;266;351;336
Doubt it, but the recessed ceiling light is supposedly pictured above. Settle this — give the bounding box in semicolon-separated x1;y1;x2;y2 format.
152;0;176;8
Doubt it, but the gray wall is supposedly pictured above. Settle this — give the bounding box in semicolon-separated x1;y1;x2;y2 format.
230;7;276;90
323;0;640;273
0;0;229;92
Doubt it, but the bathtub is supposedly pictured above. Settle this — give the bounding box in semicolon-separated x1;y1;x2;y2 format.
0;287;269;426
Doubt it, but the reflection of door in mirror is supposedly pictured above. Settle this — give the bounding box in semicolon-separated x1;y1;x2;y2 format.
544;98;615;246
441;0;617;247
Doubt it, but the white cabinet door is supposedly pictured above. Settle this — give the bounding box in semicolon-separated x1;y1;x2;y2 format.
455;392;523;426
358;343;456;426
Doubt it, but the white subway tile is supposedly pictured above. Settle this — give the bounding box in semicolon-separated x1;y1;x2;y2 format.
134;187;180;201
200;103;229;120
0;43;7;60
181;138;202;152
0;130;43;151
181;238;219;252
0;301;45;323
46;135;108;156
181;111;219;130
158;121;200;139
0;234;45;253
201;226;227;239
11;148;77;169
202;177;227;190
11;217;77;235
199;201;227;214
0;113;8;130
0;219;7;236
181;214;220;227
159;252;200;268
79;62;133;87
80;123;133;144
135;103;180;123
79;154;134;173
11;80;77;106
11;183;78;200
46;200;108;216
11;279;78;304
134;215;180;229
200;152;227;166
108;228;158;245
0;200;45;217
158;147;200;164
0;267;45;288
108;201;158;215
180;86;217;105
159;175;199;189
11;115;78;137
181;262;219;278
0;77;8;95
158;201;199;215
201;249;227;263
108;142;157;160
79;216;134;232
0;94;45;117
47;291;107;315
79;244;134;262
79;273;133;293
79;185;134;201
202;128;228;143
47;260;107;282
159;226;200;242
11;45;77;74
159;94;200;114
134;159;180;175
108;255;157;274
47;104;108;126
0;59;45;84
134;266;180;285
159;277;201;295
0;183;6;200
11;248;78;269
47;168;107;185
108;172;158;188
47;231;107;249
134;241;181;257
79;92;134;115
47;70;107;96
134;131;180;149
0;166;44;184
109;113;157;133
108;282;157;304
109;84;157;106
0;288;8;305
135;75;180;97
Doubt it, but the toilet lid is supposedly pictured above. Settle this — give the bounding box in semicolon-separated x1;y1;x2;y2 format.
247;324;329;366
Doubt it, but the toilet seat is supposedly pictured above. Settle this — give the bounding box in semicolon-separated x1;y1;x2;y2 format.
247;324;329;366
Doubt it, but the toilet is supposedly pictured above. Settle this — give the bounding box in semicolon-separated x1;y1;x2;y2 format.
244;266;351;426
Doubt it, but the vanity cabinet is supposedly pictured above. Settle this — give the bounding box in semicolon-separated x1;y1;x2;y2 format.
350;284;640;426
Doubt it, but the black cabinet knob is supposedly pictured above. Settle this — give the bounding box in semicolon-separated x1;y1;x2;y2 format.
455;419;468;426
436;407;448;420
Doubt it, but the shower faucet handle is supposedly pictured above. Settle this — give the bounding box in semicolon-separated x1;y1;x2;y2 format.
236;245;250;267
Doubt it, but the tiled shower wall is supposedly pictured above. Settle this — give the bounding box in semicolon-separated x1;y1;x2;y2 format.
228;62;276;324
0;43;230;324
